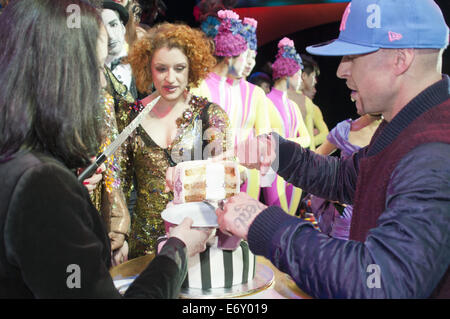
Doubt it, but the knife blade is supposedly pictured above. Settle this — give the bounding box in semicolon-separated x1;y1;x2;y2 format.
78;95;161;182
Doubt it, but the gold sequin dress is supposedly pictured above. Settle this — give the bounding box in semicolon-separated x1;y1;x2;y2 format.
90;89;131;250
122;95;231;258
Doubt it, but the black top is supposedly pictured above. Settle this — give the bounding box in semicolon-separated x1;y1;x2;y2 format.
0;151;187;298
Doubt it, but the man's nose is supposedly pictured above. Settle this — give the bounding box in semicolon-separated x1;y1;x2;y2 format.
337;58;350;79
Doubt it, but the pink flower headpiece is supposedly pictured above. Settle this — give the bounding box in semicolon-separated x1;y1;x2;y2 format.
214;9;248;57
243;17;257;28
272;37;303;80
278;37;294;49
217;9;239;20
240;17;258;50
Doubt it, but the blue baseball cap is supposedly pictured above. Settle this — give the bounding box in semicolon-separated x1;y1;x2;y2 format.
307;0;449;56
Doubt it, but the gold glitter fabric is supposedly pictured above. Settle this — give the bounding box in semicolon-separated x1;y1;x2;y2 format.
104;66;136;133
89;67;137;252
121;95;232;258
90;89;131;250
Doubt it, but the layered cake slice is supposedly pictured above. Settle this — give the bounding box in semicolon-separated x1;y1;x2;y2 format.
173;160;240;204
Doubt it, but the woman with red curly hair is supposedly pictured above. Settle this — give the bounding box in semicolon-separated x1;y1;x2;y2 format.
122;23;232;258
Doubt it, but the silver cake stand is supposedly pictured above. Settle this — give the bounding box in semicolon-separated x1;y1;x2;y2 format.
179;263;274;299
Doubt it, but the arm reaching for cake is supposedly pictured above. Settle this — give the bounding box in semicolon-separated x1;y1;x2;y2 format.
168;217;213;257
212;133;277;176
216;193;267;241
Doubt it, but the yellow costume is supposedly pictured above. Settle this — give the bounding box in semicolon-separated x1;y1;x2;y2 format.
265;88;311;215
303;97;329;151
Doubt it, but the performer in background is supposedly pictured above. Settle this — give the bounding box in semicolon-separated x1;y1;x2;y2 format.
191;9;248;133
265;37;310;216
288;54;329;151
102;1;138;99
227;16;272;200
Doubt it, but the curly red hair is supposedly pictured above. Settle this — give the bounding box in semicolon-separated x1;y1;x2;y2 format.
127;23;216;94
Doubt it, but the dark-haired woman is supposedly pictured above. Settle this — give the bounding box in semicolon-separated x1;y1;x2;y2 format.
0;0;210;298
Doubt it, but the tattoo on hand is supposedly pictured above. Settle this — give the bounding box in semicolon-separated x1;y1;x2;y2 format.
232;202;265;229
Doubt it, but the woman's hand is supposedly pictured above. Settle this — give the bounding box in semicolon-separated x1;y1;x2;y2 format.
164;166;175;193
168;217;213;257
111;240;129;267
77;157;106;194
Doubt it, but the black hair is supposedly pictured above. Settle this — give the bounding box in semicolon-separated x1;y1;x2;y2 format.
0;0;103;169
248;71;272;87
300;54;320;76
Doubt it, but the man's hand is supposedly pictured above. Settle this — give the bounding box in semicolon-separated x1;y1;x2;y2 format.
216;193;267;240
213;134;277;176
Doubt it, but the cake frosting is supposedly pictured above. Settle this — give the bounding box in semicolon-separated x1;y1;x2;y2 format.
173;160;240;204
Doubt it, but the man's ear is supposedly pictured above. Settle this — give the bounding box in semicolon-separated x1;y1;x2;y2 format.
393;48;415;76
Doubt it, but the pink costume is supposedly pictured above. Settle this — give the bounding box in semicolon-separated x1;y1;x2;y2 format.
264;38;311;215
191;9;248;145
192;10;272;199
227;77;272;199
225;17;272;200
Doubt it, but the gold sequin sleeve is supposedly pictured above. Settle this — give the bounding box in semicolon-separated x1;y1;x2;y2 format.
91;91;131;250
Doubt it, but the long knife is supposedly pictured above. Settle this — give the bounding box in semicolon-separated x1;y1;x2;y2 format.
78;95;161;182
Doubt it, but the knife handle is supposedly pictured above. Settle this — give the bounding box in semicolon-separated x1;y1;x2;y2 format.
77;153;107;182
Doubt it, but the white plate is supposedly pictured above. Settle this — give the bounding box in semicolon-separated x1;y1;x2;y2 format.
113;276;137;295
161;202;218;227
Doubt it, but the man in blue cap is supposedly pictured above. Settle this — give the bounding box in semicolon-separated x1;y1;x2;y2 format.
215;0;450;298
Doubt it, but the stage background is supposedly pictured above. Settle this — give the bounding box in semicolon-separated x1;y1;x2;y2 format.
152;0;449;130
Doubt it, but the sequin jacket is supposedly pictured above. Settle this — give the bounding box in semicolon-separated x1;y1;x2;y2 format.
90;67;137;244
90;90;130;240
120;95;231;258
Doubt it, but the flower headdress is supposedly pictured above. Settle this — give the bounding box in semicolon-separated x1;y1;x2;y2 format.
213;9;248;57
200;15;221;38
272;37;303;80
239;17;258;51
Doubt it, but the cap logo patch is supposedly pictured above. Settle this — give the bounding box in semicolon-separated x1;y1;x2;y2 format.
340;2;352;31
388;31;403;42
366;4;381;29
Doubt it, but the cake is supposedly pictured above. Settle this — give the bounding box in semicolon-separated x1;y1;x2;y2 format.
169;160;255;290
182;238;256;290
173;160;240;204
